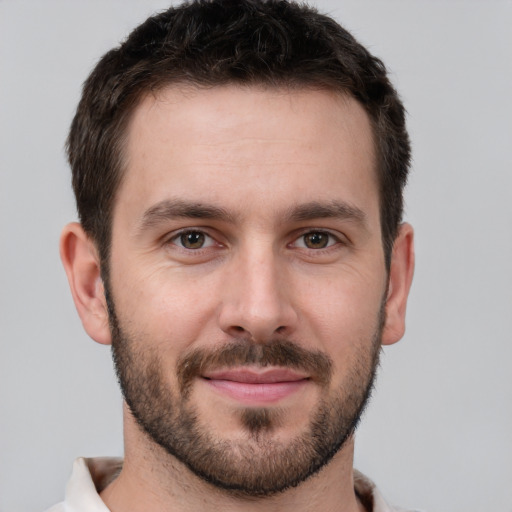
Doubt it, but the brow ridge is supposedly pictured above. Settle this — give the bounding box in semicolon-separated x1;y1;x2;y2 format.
285;200;367;225
137;198;367;234
138;199;236;232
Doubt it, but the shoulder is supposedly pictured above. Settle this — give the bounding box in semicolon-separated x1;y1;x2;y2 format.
43;503;66;512
42;457;121;512
354;470;423;512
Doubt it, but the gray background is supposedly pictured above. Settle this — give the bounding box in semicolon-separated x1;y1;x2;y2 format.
1;1;511;511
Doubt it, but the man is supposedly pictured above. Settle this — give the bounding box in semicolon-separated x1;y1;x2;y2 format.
53;0;415;511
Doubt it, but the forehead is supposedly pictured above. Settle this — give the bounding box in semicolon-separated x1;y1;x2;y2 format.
117;85;378;225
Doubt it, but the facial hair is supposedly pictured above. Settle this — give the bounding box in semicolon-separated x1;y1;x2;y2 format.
107;289;383;497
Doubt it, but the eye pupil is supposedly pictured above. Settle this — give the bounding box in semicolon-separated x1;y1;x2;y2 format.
304;232;329;249
180;231;205;249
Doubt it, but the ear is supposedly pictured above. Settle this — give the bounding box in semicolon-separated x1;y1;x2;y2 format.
60;222;112;345
381;223;415;346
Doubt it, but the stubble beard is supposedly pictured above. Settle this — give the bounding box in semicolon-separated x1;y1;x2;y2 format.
107;291;383;498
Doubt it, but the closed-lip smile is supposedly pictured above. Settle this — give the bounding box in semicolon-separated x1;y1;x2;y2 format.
201;367;310;404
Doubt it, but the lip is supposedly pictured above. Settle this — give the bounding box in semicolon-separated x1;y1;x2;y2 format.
201;367;309;404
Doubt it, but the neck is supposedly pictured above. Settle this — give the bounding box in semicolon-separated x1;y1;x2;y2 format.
100;405;365;512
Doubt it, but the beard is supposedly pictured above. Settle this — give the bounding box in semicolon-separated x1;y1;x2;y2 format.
107;290;383;498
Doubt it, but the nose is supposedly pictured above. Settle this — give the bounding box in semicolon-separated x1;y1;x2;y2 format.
218;245;298;342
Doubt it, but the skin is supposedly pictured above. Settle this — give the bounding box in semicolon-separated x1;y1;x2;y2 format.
60;85;414;512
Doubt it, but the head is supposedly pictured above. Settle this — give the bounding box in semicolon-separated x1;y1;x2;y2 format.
67;0;410;274
61;0;414;499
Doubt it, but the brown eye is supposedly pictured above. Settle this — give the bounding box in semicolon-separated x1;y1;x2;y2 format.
179;231;206;249
303;232;330;249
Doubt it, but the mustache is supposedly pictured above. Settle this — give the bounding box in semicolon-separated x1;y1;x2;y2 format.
176;339;333;395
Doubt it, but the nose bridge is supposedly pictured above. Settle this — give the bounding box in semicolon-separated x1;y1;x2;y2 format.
218;236;297;341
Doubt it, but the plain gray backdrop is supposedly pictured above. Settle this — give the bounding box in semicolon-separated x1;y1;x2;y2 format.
1;1;511;511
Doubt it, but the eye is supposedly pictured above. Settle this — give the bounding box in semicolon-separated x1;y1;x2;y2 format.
293;231;338;249
171;230;215;250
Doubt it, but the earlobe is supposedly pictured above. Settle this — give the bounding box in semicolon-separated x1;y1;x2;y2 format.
60;222;112;345
381;223;415;346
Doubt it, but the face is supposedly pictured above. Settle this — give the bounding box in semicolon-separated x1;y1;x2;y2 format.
107;86;389;495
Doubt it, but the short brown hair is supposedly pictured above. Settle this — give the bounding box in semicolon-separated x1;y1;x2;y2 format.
67;0;410;269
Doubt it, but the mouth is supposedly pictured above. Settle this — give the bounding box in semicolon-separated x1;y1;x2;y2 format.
201;367;310;404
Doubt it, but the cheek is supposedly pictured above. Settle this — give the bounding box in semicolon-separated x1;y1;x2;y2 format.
110;261;222;351
297;268;385;358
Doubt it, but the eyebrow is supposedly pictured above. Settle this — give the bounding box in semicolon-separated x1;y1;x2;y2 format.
137;199;236;232
137;198;367;234
284;200;367;226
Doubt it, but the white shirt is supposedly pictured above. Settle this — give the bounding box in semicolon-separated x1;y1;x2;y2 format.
45;457;416;512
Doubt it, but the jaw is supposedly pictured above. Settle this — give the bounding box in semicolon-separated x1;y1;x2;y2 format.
111;404;360;512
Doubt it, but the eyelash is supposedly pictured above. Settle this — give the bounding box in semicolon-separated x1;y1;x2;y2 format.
290;230;342;250
168;229;218;250
167;228;344;252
